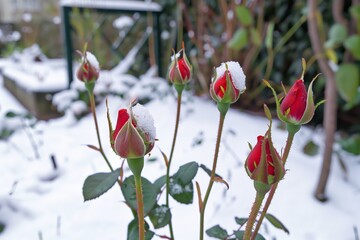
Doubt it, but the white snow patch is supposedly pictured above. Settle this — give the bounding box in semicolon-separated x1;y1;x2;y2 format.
132;104;156;141
84;51;100;71
213;61;246;92
113;16;134;29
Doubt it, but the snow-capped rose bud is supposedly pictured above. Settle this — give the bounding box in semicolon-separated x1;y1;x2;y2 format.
168;48;192;86
245;134;284;189
210;61;246;105
76;51;100;83
112;103;156;159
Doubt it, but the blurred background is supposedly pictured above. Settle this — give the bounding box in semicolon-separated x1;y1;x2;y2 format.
0;0;359;220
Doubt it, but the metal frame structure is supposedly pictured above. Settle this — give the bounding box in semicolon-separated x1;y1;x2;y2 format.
60;0;163;86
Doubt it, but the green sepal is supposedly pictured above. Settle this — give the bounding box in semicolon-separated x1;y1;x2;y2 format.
297;74;320;124
105;98;116;153
174;83;185;94
217;102;230;116
127;157;144;178
254;181;271;196
263;79;291;124
267;120;285;184
263;74;323;127
85;80;95;93
286;123;301;135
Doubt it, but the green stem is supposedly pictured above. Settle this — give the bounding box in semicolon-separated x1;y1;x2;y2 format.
199;112;226;240
250;131;296;240
88;90;114;172
243;192;265;240
165;90;183;239
134;172;145;240
257;15;307;74
127;158;145;240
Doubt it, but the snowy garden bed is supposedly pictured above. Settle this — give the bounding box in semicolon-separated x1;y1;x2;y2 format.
1;46;67;120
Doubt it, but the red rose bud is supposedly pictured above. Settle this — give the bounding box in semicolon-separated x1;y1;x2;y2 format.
112;103;156;159
210;61;246;104
280;79;307;121
76;51;100;83
264;60;323;128
168;49;192;85
245;134;284;187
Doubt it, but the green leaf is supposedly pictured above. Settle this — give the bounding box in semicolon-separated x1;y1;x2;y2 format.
344;35;360;60
0;222;5;234
153;175;166;193
339;134;360;155
127;219;154;240
350;5;360;19
199;164;221;178
302;140;319;156
82;168;120;201
5;111;18;118
169;181;194;204
206;225;228;239
228;28;248;50
335;63;360;104
147;157;158;162
234;231;266;240
121;176;158;215
148;204;171;229
235;5;253;27
265;213;290;234
266;22;274;49
233;230;244;239
172;161;199;185
328;23;347;44
250;28;261;46
235;217;248;226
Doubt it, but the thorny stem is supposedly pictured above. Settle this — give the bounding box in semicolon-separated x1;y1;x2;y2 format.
199;112;226;240
243;192;265;240
88;90;114;172
165;90;183;239
250;131;296;240
134;173;145;240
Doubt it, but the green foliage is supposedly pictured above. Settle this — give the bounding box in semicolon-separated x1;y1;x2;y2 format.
228;29;248;50
172;161;199;185
335;64;360;107
233;231;266;240
153;175;166;192
206;225;228;239
265;213;290;234
303;140;320;156
148;205;171;229
344;35;360;60
326;23;348;48
0;111;35;140
234;217;248;226
168;162;198;204
82;169;120;201
127;219;154;240
339;134;360;155
169;181;194;204
235;6;254;27
121;176;158;215
0;222;5;234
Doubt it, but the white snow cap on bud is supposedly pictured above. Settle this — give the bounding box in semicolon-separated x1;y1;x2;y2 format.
214;61;246;92
132;104;156;141
84;51;100;71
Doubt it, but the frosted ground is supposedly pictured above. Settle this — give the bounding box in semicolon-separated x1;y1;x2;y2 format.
0;56;360;240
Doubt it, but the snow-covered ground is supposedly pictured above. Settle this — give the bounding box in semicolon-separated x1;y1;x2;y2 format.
0;59;360;240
